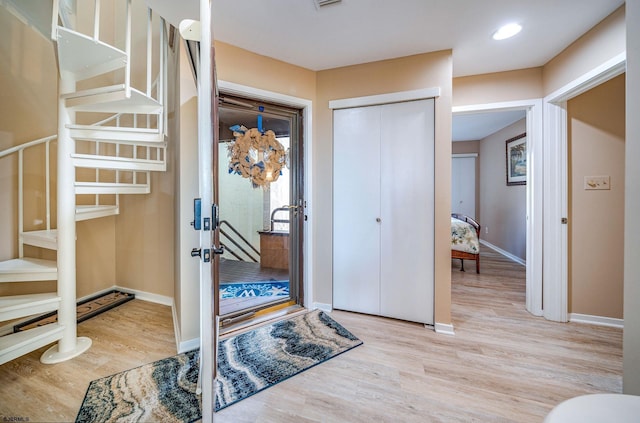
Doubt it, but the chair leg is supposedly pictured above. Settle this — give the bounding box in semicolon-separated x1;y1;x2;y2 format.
476;257;480;274
460;259;465;272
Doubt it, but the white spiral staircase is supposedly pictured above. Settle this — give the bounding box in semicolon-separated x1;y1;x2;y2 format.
0;0;168;364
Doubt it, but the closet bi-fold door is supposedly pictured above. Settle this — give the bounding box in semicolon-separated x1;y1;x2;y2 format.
333;106;382;315
333;99;434;325
379;99;434;324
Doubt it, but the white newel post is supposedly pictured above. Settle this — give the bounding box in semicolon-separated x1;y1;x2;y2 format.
41;75;92;364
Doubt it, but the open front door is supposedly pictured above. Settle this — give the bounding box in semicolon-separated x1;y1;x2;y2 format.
216;96;304;324
189;2;217;421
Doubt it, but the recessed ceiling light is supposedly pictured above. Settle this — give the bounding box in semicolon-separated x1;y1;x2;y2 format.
493;23;522;40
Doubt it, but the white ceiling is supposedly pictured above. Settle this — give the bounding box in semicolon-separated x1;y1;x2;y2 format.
452;110;526;142
148;0;623;77
147;0;623;140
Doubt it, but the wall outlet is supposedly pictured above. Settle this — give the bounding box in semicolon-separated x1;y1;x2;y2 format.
485;226;489;234
584;175;610;190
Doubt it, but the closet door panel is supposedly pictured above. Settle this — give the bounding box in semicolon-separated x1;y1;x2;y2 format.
333;106;381;315
379;99;435;324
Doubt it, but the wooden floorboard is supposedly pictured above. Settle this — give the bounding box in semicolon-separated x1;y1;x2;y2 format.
0;246;623;422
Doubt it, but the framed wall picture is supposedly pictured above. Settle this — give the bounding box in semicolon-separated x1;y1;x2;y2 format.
506;133;526;186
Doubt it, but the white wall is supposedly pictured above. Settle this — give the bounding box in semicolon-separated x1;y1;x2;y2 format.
623;0;640;395
479;119;527;260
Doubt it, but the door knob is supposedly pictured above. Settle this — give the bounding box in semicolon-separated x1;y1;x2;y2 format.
376;217;382;223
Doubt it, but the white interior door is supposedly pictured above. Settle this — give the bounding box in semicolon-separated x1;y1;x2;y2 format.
379;99;434;324
333;106;381;315
452;155;476;219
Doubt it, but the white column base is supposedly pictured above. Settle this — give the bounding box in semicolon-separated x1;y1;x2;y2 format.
40;336;92;364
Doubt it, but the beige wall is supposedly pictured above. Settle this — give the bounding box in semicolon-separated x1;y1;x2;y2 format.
452;140;479;155
0;7;58;265
479;119;527;260
317;50;453;324
543;5;626;96
453;68;543;107
114;35;179;300
624;0;640;395
215;41;317;101
568;74;625;319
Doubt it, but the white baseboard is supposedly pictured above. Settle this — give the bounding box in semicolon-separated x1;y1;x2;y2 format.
114;285;173;307
569;313;624;328
171;300;200;353
312;302;333;313
479;239;526;266
435;322;455;335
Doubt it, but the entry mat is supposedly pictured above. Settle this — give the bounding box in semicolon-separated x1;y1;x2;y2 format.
219;280;289;299
13;289;135;333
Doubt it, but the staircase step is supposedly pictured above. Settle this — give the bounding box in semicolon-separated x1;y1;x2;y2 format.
72;153;166;172
75;205;120;221
0;258;57;283
75;181;150;195
0;323;65;365
21;229;58;250
56;26;127;81
68;125;165;144
63;84;162;114
0;293;60;322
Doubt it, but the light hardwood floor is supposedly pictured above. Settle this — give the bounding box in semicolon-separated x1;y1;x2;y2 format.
0;247;622;422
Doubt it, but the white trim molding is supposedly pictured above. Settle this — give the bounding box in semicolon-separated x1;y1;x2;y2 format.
312;302;333;313
115;285;173;306
480;240;526;266
452;153;478;158
172;300;199;353
542;52;626;323
218;80;315;311
434;322;455;335
329;87;441;110
570;313;624;329
453;98;543;317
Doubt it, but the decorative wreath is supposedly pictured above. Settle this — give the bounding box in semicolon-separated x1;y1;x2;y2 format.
227;127;287;188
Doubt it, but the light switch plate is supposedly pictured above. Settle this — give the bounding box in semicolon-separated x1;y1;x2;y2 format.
584;176;610;190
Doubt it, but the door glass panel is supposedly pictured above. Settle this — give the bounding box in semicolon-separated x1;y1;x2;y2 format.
217;98;301;318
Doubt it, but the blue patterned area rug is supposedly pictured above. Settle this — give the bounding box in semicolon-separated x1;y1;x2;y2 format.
219;280;289;299
75;309;362;422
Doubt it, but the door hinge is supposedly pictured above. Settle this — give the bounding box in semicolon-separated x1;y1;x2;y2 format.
561;217;568;224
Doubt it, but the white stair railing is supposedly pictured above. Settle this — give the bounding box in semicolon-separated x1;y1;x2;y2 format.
0;136;57;257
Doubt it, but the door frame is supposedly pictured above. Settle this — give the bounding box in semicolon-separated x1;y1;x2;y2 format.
453;99;544;316
542;52;626;322
217;80;314;309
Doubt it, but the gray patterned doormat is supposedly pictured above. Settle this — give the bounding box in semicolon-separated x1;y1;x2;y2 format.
75;309;362;422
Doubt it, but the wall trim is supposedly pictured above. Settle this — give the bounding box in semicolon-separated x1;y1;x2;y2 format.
570;313;624;329
218;80;315;311
171;300;199;353
452;153;478;158
329;87;441;109
312;302;333;313
114;285;173;306
453;98;543;317
479;239;526;266
434;322;455;335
